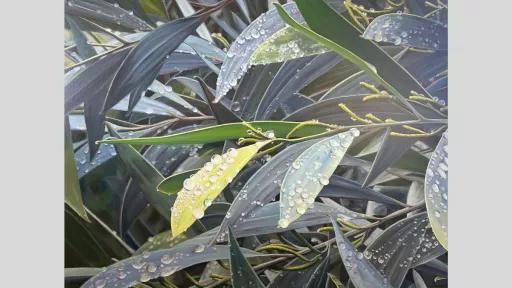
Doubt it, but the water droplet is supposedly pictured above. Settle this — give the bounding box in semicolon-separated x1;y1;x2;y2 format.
229;100;241;112
278;218;290;228
117;271;127;279
377;256;385;264
95;279;106;288
349;128;360;137
183;178;195;190
434;210;441;218
147;262;157;273
204;198;213;207
131;259;145;269
212;154;223;164
194;244;205;253
161;254;173;264
140;273;151;282
192;208;204;219
318;176;330;186
264;130;275;138
292;160;302;169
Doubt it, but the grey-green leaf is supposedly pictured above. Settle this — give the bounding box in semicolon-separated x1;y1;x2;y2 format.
81;243;263;288
103;13;209;111
363;13;447;50
279;129;359;228
331;217;390;288
425;131;448;249
364;212;445;287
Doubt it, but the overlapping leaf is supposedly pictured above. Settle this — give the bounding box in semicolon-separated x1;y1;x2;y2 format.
279;130;359;228
103;12;210;112
331;217;391;288
171;141;269;237
363;13;447;50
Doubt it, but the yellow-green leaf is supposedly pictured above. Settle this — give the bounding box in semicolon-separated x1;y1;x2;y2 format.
171;141;270;237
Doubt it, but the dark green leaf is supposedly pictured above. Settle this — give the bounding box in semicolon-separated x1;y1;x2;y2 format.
65;116;88;221
66;0;152;31
228;226;265;288
362;128;418;187
65;267;102;285
293;0;432;99
157;169;199;195
65;47;131;113
106;123;170;218
99;120;332;145
104;13;209;111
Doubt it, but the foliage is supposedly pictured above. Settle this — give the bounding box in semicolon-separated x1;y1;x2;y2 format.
64;0;448;287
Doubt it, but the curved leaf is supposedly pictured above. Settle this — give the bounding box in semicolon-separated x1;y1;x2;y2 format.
251;25;330;65
364;212;445;287
81;244;263;288
65;116;88;221
228;226;265;288
66;0;152;31
331;217;390;288
214;139;320;242
99;120;332;145
65;47;131;114
104;13;209;111
255;52;341;120
106;124;170;218
279;130;359;228
425;131;448;249
363;13;447;50
320;175;407;207
171;141;269;237
157;169;199;195
214;2;305;101
293;0;432;99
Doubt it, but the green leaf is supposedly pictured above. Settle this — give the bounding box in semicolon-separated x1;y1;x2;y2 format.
65;116;88;221
278;130;359;228
157;169;199;195
171;141;269;237
425;131;448;249
65;267;102;285
292;0;431;99
106;124;170;219
228;226;265;288
99;120;333;145
331;217;390;288
274;3;398;97
65;206;133;267
251;25;330;65
138;0;167;18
